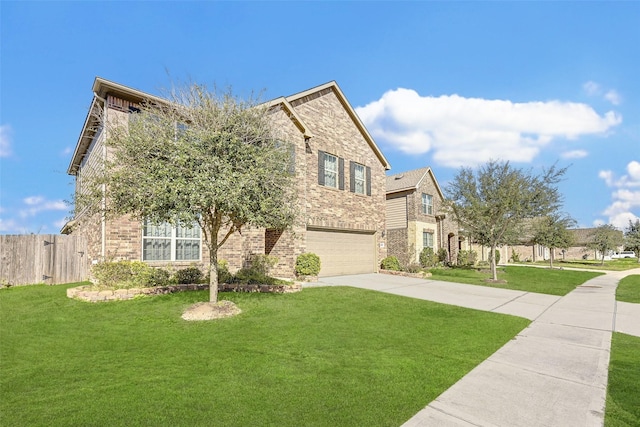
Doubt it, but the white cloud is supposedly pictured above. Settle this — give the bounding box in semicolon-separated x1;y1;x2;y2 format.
561;150;588;159
19;196;67;218
0;124;12;158
604;90;622;106
356;88;622;167
583;81;601;96
598;161;640;228
583;81;622;105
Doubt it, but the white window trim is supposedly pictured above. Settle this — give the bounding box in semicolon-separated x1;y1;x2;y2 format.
422;193;433;215
423;231;434;249
142;220;202;262
354;163;365;195
324;153;338;189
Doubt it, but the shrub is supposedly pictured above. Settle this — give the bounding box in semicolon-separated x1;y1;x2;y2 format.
437;248;448;264
510;249;520;263
405;263;423;274
148;268;171;287
457;250;478;267
494;249;501;265
380;256;402;271
91;260;155;289
295;253;321;277
419;248;438;268
174;267;203;284
217;260;233;284
232;268;284;285
249;254;279;275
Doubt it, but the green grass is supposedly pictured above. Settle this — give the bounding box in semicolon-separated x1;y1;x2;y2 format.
606;333;640;426
0;283;529;427
526;258;640;271
429;266;603;296
616;275;640;303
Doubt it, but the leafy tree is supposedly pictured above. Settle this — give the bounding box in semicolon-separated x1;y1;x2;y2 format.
588;224;624;265
78;83;296;303
623;219;640;262
531;214;576;269
445;160;566;281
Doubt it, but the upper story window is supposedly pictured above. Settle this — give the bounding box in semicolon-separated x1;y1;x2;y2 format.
349;161;372;196
318;151;344;190
354;163;365;194
142;220;201;262
324;153;338;187
422;193;433;215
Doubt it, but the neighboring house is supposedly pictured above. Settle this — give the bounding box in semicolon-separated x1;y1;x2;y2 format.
63;77;390;278
385;167;460;266
490;227;624;263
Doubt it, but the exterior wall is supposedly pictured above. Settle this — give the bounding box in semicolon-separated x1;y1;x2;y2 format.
386;170;459;265
387;228;410;266
69;85;389;279
290;87;387;268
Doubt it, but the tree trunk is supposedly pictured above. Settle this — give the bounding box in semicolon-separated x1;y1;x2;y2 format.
549;249;554;269
490;244;498;281
209;244;219;303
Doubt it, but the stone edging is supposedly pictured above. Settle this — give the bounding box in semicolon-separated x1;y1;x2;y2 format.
379;269;432;279
67;282;302;302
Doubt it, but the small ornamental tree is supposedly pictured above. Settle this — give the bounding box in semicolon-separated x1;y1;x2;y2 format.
624;219;640;262
588;224;624;265
445;160;567;281
78;83;297;303
531;214;576;269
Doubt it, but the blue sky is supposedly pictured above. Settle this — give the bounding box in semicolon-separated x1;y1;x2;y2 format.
1;1;638;234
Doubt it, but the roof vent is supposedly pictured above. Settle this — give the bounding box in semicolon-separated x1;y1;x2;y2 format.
395;174;404;180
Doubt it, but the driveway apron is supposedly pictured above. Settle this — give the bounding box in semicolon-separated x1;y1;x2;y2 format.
315;269;640;427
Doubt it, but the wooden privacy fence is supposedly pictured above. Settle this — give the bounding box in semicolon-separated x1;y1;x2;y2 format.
0;234;89;286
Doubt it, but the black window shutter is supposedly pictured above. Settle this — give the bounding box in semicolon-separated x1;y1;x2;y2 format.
318;151;325;186
338;157;345;190
366;166;372;196
349;161;355;192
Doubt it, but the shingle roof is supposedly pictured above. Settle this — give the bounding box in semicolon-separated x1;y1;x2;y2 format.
386;167;432;193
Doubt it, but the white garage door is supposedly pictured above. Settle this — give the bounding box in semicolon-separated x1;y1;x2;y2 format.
306;228;376;277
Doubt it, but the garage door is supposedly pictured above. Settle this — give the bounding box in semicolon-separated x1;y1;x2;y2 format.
306;228;376;277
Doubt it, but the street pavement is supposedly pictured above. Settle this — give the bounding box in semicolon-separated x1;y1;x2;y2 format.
313;268;640;427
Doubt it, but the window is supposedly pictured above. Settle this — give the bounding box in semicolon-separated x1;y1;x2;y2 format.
354;163;365;194
422;193;433;215
349;161;371;195
324;153;338;188
423;231;434;249
318;151;344;189
142;220;201;261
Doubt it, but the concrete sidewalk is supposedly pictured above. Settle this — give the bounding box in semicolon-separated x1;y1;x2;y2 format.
315;269;640;426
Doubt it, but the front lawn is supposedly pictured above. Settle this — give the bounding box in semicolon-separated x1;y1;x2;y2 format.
525;258;640;271
616;275;640;303
429;266;603;296
606;333;640;426
0;284;529;427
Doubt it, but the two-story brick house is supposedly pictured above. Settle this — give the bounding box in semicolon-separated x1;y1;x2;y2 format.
385;167;459;266
63;77;390;278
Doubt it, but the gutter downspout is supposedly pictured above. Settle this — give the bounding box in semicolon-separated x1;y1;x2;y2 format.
94;92;107;260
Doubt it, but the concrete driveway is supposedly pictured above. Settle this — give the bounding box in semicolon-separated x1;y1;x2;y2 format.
315;273;560;320
311;270;640;426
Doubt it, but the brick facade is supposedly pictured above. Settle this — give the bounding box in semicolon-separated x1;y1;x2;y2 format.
66;79;389;279
386;168;459;266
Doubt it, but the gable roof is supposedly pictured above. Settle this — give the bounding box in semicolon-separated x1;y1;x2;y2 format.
68;78;390;175
386;166;445;199
67;77;169;175
285;81;390;170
